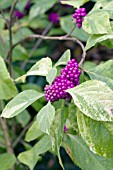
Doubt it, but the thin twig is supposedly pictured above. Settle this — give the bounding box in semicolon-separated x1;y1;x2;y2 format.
9;34;86;66
0;9;9;27
9;0;18;20
0;100;14;154
0;34;8;55
0;9;5;19
63;24;76;38
0;3;18;170
29;23;53;57
0;118;14;154
11;119;16;141
13;121;33;148
7;0;18;76
21;23;53;69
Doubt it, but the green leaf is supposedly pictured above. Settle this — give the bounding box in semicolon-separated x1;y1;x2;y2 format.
28;15;49;29
0;56;18;100
84;61;96;70
89;1;108;13
60;15;89;42
16;110;31;128
90;1;113;19
27;57;52;76
82;10;111;35
101;38;113;49
50;107;65;169
77;111;113;157
46;50;71;84
12;28;33;44
55;50;71;67
67;80;113;121
21;83;44;113
46;67;57;85
0;36;9;59
63;134;113;170
18;135;52;170
48;28;64;36
67;101;78;131
37;102;55;134
29;0;58;19
0;0;13;9
0;16;5;29
85;60;113;90
61;0;89;8
16;1;27;12
103;121;113;136
13;45;29;61
50;108;65;150
16;57;52;82
1;90;44;118
85;34;113;50
103;1;113;19
0;153;16;170
25;121;43;142
21;83;42;92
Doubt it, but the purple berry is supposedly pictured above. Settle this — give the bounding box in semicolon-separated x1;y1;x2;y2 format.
78;23;82;28
48;13;60;24
14;10;24;19
72;8;86;28
44;59;81;103
25;1;31;10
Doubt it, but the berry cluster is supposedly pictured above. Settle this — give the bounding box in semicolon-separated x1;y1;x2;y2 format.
44;59;81;103
72;8;86;28
48;13;60;24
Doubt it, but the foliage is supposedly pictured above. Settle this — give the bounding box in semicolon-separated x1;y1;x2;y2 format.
0;0;113;170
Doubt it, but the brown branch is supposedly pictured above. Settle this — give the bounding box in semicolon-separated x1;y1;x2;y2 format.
0;9;9;27
0;34;8;55
29;23;53;57
9;0;18;19
13;121;33;148
0;100;14;154
0;3;18;170
11;119;16;141
7;0;18;76
63;24;76;38
8;34;86;67
21;23;53;69
0;118;14;154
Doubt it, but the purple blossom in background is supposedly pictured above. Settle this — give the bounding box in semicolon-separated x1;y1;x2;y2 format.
72;8;86;28
14;10;24;19
48;13;60;24
64;125;68;132
44;59;81;103
25;1;31;10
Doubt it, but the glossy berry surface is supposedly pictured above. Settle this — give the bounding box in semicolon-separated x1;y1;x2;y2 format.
44;59;81;103
72;8;86;28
